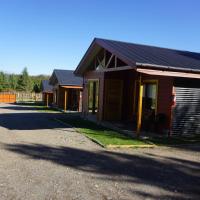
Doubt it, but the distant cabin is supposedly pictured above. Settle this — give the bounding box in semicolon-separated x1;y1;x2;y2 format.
41;80;53;106
49;69;83;111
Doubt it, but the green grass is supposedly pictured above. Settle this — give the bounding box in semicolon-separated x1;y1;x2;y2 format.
59;116;200;147
38;106;60;113
16;102;60;113
59;117;148;147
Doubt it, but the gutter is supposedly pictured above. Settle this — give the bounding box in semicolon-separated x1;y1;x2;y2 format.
136;62;200;74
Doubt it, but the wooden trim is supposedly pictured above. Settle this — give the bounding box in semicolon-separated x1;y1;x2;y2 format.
142;79;159;115
61;85;83;89
133;80;139;114
105;54;114;68
87;79;100;116
137;75;143;135
102;66;133;72
46;94;49;107
64;90;68;112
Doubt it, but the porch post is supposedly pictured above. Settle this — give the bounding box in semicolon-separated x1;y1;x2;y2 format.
92;82;96;114
137;75;143;136
64;89;68;112
79;90;82;112
46;93;49;108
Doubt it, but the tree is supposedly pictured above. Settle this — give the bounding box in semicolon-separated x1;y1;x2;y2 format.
16;67;32;91
9;74;18;90
33;83;40;93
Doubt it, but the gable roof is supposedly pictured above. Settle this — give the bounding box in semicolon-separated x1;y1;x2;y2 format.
41;80;53;93
75;38;200;75
49;69;82;86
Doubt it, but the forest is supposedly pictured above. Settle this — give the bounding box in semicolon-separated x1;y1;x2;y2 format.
0;67;50;92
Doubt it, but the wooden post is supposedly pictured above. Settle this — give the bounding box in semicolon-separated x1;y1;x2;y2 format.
46;93;49;108
64;90;68;112
136;75;143;136
92;82;96;114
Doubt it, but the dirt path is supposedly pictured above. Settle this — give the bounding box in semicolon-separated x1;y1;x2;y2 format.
0;103;199;200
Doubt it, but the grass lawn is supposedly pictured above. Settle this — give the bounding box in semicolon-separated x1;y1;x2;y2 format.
58;116;149;147
16;102;59;113
58;115;200;148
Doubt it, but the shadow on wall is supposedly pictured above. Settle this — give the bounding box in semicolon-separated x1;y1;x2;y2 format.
3;143;200;200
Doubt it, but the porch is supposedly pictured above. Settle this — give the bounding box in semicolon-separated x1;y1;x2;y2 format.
53;86;82;112
85;69;172;136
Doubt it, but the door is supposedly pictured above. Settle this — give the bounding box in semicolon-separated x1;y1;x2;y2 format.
141;81;158;129
104;79;123;121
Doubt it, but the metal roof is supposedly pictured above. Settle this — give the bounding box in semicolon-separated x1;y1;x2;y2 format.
50;69;83;86
41;80;53;93
75;38;200;75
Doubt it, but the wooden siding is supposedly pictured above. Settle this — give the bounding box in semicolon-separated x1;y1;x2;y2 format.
104;79;123;120
43;93;53;105
56;86;81;111
104;69;136;121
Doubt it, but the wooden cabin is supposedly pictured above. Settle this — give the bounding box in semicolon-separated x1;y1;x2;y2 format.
75;38;200;136
41;80;53;107
49;69;83;111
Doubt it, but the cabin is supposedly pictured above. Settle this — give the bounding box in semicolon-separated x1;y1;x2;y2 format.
75;38;200;136
41;80;53;107
49;69;83;111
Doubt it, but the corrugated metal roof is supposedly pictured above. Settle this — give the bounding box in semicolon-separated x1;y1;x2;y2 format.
41;80;53;93
51;69;83;86
75;38;200;75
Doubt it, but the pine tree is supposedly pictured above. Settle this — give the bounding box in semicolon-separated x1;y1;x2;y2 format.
17;67;31;91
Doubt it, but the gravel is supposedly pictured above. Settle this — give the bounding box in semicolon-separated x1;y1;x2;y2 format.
0;103;199;200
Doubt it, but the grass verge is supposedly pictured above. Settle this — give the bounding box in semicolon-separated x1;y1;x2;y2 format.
16;102;59;113
56;116;151;148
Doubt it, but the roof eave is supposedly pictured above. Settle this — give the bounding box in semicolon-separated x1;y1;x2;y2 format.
74;38;137;76
136;62;200;74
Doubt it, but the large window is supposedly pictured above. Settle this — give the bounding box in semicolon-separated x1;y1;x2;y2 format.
88;80;99;114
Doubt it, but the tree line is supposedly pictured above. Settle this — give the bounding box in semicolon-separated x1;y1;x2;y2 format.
0;67;50;93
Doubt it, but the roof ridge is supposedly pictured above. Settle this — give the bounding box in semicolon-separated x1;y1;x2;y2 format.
95;38;200;54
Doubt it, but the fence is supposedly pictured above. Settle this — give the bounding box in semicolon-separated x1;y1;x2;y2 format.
16;92;42;102
0;92;16;103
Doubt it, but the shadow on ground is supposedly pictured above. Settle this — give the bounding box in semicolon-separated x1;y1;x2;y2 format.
0;112;69;130
3;143;200;200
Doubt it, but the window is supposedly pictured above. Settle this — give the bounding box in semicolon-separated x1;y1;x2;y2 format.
88;80;99;114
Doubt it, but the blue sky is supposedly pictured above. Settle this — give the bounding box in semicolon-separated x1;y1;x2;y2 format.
0;0;199;75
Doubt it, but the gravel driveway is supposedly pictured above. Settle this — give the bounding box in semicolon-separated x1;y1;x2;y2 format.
0;103;199;200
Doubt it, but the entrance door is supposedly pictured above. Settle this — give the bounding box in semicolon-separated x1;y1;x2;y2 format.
104;79;123;121
142;82;158;129
88;80;99;114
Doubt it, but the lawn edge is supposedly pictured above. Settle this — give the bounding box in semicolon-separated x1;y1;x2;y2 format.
54;118;157;149
54;118;106;147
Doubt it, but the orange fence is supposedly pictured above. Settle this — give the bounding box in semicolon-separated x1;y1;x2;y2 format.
0;93;16;103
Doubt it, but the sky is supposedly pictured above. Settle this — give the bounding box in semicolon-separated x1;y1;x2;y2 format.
0;0;200;75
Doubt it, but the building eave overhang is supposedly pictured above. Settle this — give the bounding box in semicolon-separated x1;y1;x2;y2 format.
74;38;137;76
